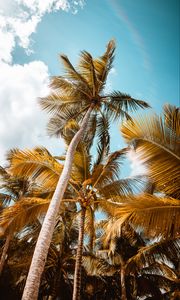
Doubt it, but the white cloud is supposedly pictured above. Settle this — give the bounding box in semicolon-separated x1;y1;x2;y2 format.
0;0;85;62
127;148;147;177
0;60;65;165
0;0;85;165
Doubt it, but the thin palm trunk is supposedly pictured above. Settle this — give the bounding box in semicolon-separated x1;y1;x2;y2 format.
22;105;94;300
0;234;11;275
120;256;127;300
72;207;86;300
88;208;95;252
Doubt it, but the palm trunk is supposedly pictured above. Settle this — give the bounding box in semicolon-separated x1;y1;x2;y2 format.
88;207;95;253
120;257;127;300
22;105;94;300
0;234;11;275
72;207;86;300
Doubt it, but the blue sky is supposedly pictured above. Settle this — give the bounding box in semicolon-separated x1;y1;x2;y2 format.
0;0;179;173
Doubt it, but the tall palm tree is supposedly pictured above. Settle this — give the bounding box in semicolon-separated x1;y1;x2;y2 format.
20;41;149;300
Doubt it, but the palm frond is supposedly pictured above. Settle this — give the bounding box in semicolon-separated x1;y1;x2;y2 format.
7;147;62;190
99;176;145;198
82;254;117;276
94;112;110;165
164;103;180;135
91;149;127;189
0;197;50;235
93;39;115;93
104;91;150;121
50;76;91;99
47;104;88;137
127;238;180;274
113;194;180;238
60;54;91;92
121;110;180;198
71;149;91;184
79;51;97;96
39;92;83;115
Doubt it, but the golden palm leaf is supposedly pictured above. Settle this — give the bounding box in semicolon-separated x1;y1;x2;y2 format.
60;54;91;92
7;147;62;190
0;197;50;235
93;39;115;93
82;254;117;276
78;51;98;96
121;105;180;198
91;149;127;189
107;194;180;238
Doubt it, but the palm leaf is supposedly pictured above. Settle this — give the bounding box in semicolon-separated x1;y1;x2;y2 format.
50;76;91;99
113;194;180;238
104;91;150;121
60;54;91;92
79;51;97;96
93;39;115;93
121;108;180;198
164;103;180;135
0;197;50;235
91;149;127;189
7;147;62;190
94;112;110;165
126;238;180;274
82;254;117;276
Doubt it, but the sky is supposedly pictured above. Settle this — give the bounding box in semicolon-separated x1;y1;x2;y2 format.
0;0;179;175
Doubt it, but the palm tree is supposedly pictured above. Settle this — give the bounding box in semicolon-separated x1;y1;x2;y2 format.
20;41;149;300
86;220;179;299
7;138;142;299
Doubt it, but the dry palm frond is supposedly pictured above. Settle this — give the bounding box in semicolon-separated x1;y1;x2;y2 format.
79;51;97;96
141;262;178;281
50;76;90;99
103;91;150;122
72;150;91;184
95;113;110;165
126;238;180;274
93;39;115;93
111;194;180;238
99;176;145;198
47;104;88;137
91;149;127;189
7;147;62;190
0;197;50;235
60;54;91;91
164;103;180;135
121;105;180;198
82;254;117;276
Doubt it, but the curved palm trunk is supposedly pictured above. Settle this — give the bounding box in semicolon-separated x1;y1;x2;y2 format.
0;234;11;275
120;256;127;300
22;105;94;300
72;207;86;300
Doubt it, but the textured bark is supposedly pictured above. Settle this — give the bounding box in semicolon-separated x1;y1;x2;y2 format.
120;257;127;300
22;105;93;300
72;207;86;300
88;207;95;252
0;234;11;275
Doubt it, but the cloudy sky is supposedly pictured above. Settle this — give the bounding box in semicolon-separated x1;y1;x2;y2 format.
0;0;179;175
